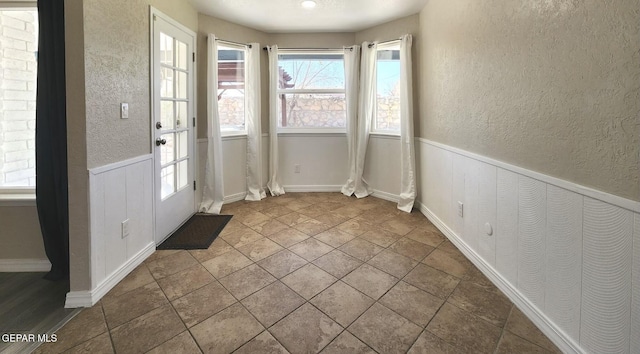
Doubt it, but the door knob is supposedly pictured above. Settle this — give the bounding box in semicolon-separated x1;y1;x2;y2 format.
155;138;167;146
156;122;162;129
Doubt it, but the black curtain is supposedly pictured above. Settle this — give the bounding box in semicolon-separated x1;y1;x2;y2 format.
35;0;69;281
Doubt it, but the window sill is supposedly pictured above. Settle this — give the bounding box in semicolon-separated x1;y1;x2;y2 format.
0;192;36;207
370;131;401;138
221;132;248;141
277;129;346;136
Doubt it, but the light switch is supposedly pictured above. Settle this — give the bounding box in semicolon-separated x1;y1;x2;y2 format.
121;103;129;119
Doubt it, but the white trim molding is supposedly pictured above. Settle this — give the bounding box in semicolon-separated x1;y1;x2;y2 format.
371;189;400;203
224;192;247;204
65;242;155;308
0;259;51;272
89;154;153;176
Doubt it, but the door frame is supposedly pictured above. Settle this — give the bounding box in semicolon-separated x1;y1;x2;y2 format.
149;7;198;245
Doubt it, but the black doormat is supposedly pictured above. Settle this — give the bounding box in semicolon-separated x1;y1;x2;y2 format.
157;214;233;250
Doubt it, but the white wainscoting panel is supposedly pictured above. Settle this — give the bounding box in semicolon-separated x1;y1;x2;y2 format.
86;155;154;298
632;213;640;354
496;168;519;287
416;138;640;354
545;185;582;340
364;135;401;197
222;137;248;198
580;197;633;354
517;176;547;310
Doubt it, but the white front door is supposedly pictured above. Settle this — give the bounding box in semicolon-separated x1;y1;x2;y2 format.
152;10;196;244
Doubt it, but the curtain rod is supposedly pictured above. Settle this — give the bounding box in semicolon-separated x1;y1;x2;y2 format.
215;38;252;48
368;38;401;48
262;47;352;51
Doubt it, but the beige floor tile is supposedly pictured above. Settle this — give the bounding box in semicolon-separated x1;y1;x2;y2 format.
348;303;422;354
310;281;375;327
281;263;337;300
388;237;435;261
289;238;334;261
336;219;377;236
331;205;365;219
314;228;357;248
64;332;113;354
281;200;312;211
448;281;512;327
219;264;276;300
379;281;443;327
251;219;290;237
34;305;108;353
241;281;305;327
147;331;201;354
237;210;271;227
270;303;343;354
496;331;554;354
316;201;345;212
293;219;332;236
257;249;309;278
358;229;400;248
218;219;248;238
367;249;418;278
355;208;396;225
171;281;237;327
276;211;311;226
422;249;474;278
505;307;561;353
235;331;289;354
379;218;416;236
144;250;180;264
221;228;264;248
190;303;264;354
405;228;445;248
188;238;234;263
110;304;185;354
201;249;253;278
297;204;329;218
267;227;310;247
342;264;398;300
312;250;362;278
147;251;199;280
314;212;351;227
338;238;384;262
102;281;168;329
237;237;284;262
407;330;465;354
103;263;155;299
426;303;502;354
157;264;215;301
261;205;296;219
321;331;375;354
403;264;460;299
437;240;463;255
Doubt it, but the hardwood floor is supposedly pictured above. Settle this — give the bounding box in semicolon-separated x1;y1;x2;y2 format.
0;272;79;354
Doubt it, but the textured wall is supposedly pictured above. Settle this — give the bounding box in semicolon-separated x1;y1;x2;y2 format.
84;0;198;169
419;0;640;201
198;14;270;137
0;206;45;259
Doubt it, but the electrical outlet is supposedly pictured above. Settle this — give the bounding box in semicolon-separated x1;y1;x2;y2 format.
121;219;130;239
121;103;129;119
457;202;464;217
294;164;301;173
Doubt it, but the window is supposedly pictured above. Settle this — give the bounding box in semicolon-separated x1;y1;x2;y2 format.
277;51;346;130
373;42;401;133
217;44;246;134
0;9;38;189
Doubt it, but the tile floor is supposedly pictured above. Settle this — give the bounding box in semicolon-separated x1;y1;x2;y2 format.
34;193;561;354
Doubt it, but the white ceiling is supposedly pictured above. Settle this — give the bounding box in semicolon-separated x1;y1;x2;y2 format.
190;0;429;33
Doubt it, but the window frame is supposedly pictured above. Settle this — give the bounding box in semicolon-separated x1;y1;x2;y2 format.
217;41;248;137
0;5;38;200
276;49;347;134
371;40;402;136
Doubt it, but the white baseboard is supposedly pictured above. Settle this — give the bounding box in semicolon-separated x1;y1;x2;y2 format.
283;185;342;193
0;259;51;272
224;192;248;204
370;189;400;203
65;242;155;308
415;201;583;354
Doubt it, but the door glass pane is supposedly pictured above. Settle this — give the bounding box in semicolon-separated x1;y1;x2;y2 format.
176;71;187;99
177;131;188;159
161;164;175;199
177;40;188;70
160;67;174;98
160;133;175;165
160;100;175;130
176;101;187;129
160;33;173;66
177;160;188;190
